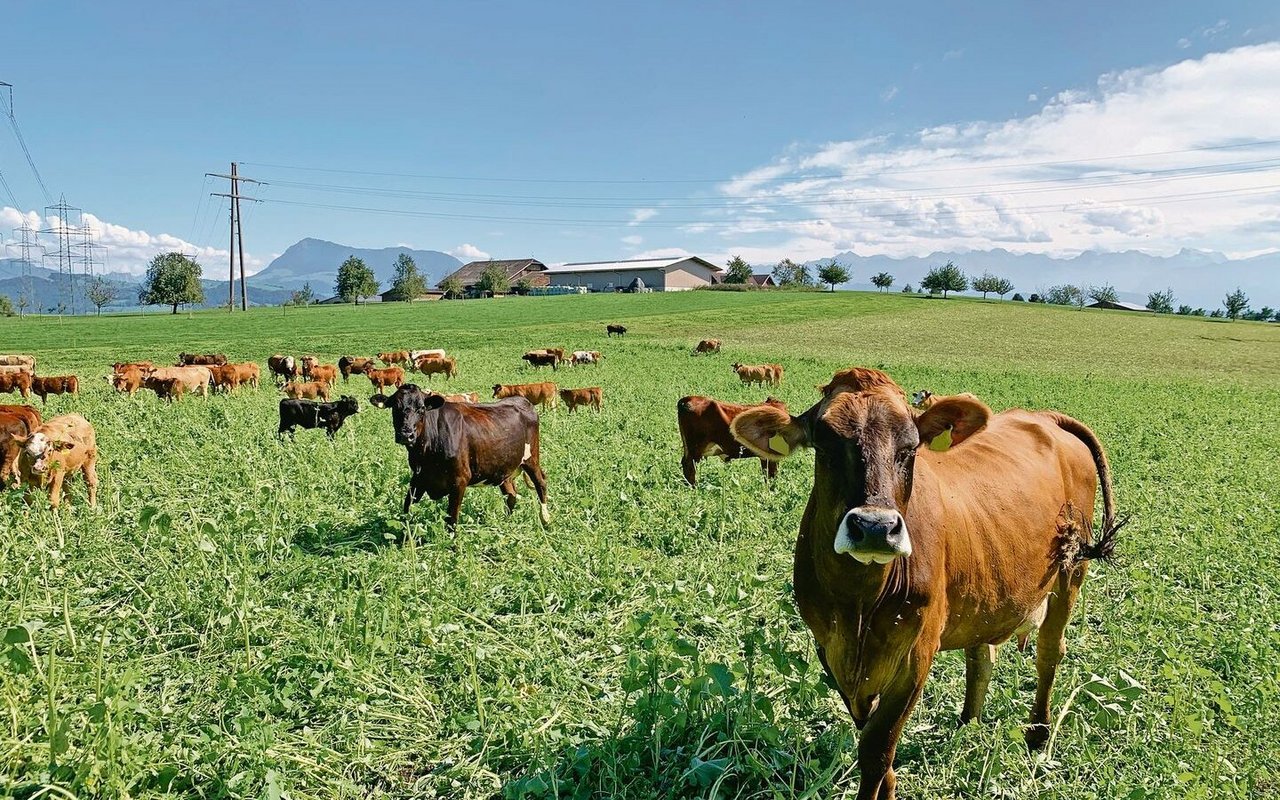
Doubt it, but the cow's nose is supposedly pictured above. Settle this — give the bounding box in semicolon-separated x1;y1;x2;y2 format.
834;506;912;563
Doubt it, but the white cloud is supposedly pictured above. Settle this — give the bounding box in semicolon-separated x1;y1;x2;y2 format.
706;43;1280;263
621;234;643;246
446;243;490;261
1202;19;1229;38
943;49;964;61
1177;37;1192;49
880;85;899;103
1027;93;1038;102
628;208;657;225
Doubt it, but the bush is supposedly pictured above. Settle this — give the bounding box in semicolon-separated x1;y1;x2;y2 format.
1011;293;1025;302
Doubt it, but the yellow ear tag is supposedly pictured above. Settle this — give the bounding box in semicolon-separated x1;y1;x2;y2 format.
929;427;953;452
769;433;791;455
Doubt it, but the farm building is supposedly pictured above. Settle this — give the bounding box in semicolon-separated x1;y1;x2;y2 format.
747;274;776;287
317;294;382;305
545;256;724;292
1087;300;1152;312
437;258;549;296
379;287;443;302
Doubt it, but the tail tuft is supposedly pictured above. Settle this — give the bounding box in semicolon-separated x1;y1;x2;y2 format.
1076;513;1129;563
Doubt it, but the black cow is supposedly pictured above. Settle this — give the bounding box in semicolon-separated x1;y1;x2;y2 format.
278;396;359;439
368;384;550;529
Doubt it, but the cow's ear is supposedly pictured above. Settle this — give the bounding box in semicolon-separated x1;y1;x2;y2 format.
915;393;990;450
368;394;389;408
424;394;446;411
51;440;75;452
731;405;808;461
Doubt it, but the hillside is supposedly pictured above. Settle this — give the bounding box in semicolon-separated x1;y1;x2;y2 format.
250;238;461;292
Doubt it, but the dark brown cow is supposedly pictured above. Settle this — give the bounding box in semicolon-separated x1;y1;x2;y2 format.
0;370;33;400
0;404;42;484
694;339;722;355
415;356;457;380
32;375;79;403
558;387;602;412
366;366;405;394
606;324;627;337
143;376;186;402
729;368;1122;799
492;382;557;410
268;355;299;384
522;351;559;370
338;356;377;383
177;352;228;366
300;356;320;379
677;395;786;486
369;384;550;529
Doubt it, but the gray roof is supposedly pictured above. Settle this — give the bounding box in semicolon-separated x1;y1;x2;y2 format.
438;258;547;288
546;256;724;274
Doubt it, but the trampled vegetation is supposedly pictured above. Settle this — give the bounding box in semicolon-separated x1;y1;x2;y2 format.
0;291;1277;798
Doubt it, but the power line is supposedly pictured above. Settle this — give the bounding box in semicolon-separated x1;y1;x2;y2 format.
0;81;54;206
208;163;264;310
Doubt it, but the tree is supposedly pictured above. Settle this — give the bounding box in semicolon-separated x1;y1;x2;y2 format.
139;252;205;314
0;295;13;317
871;272;894;292
1087;284;1118;304
1044;285;1082;306
15;293;29;318
1252;306;1274;322
817;259;850;292
1209;308;1224;318
1176;304;1193;315
335;256;379;304
901;283;914;293
288;282;315;307
1192;308;1206;317
514;277;534;295
920;261;967;298
389;253;427;301
992;277;1014;299
1028;293;1043;303
1146;288;1175;314
771;258;799;286
972;272;1013;299
475;264;510;296
1011;292;1025;302
1223;287;1249;320
440;276;464;299
85;276;119;316
724;255;752;284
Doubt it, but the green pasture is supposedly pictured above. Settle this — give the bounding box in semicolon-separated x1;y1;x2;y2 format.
0;291;1276;798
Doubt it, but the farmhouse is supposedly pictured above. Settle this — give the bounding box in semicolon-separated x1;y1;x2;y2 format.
747;274;776;287
545;256;724;292
1087;299;1152;312
438;258;549;296
379;287;443;302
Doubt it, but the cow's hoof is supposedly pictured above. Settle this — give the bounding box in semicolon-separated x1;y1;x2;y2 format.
1024;723;1051;750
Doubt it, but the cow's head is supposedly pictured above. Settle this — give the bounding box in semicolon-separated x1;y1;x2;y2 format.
14;431;75;474
368;384;443;447
492;384;503;398
731;368;990;565
334;396;359;418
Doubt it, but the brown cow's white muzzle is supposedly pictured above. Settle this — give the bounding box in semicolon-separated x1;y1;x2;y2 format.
835;506;912;564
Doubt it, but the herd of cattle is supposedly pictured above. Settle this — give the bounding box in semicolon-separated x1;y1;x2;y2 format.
0;327;1125;797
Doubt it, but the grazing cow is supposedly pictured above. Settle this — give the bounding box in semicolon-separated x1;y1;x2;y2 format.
0;370;33;400
338;356;377;383
143;376;186;402
278;396;359;439
299;356;320;379
231;362;261;389
409;349;446;365
177;352;228;366
143;366;212;397
0;355;36;370
268;354;299;384
207;364;241;392
677;395;787;486
309;364;338;387
366;366;405;394
32;375;79;404
368;384;550;529
728;368;1123;798
694;339;722;355
492;382;557;410
433;391;479;403
571;350;602;366
415;355;457;380
522;351;559;370
543;347;567;364
11;413;98;509
379;350;410;366
0;405;42;484
558;387;602;412
112;361;153;374
606;324;627;337
282;381;332;402
109;367;144;396
732;362;782;387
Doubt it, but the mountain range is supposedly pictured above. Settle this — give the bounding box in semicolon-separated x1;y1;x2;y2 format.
803;248;1279;309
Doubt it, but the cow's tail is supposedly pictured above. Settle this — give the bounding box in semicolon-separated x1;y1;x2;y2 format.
1053;413;1126;563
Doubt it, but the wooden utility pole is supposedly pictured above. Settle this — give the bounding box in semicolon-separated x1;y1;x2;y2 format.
208;162;264;311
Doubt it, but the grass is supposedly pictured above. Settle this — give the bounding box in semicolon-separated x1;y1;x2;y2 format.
0;291;1277;799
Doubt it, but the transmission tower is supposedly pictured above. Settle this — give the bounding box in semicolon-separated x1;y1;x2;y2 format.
77;223;105;293
208;162;263;311
11;222;41;317
40;195;82;314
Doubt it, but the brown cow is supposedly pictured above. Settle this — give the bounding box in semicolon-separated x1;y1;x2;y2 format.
143;376;186;402
694;339;722;355
177;352;227;366
208;365;241;392
109;367;144;396
283;381;332;402
522;351;559;370
31;375;79;404
492;382;557;410
309;364;338;387
911;389;936;409
677;395;786;486
409;349;447;365
268;355;299;384
366;366;405;395
0;404;42;484
606;324;627;337
432;391;479;403
415;356;457;380
338;356;377;382
379;350;410;366
113;361;153;374
300;356;320;379
11;413;98;509
543;347;567;364
231;362;261;389
728;368;1122;798
0;370;33;400
143;366;211;397
732;362;782;387
559;387;602;412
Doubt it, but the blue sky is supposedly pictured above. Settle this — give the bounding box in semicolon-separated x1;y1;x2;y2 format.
1;1;1277;274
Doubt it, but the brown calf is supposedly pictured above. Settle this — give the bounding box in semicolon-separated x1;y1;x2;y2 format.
177;352;227;366
559;387;602;412
492;382;557;410
0;370;33;400
694;339;722;355
338;356;377;382
732;362;782;387
11;413;99;509
143;376;186;402
208;365;241;392
434;391;479;403
0;405;42;484
677;395;786;486
283;381;332;402
415;356;457;380
379;350;410;366
32;375;79;403
366;366;405;394
143;366;212;397
109;367;144;396
231;362;261;389
309;364;338;387
113;361;153;374
729;368;1122;798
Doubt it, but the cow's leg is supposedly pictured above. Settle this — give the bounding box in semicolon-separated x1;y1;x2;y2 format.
961;644;998;723
402;479;425;515
855;649;934;800
445;483;467;531
521;461;551;526
1026;565;1086;749
680;453;699;487
760;457;779;481
83;455;98;507
500;477;518;514
47;470;65;510
815;644;853;715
